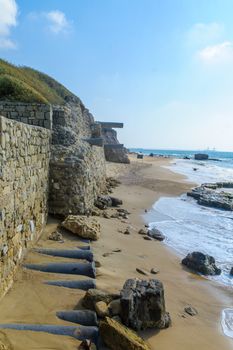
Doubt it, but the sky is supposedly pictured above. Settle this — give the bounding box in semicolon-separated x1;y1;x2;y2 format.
1;0;233;151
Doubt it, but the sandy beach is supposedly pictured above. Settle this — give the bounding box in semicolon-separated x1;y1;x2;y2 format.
0;155;232;349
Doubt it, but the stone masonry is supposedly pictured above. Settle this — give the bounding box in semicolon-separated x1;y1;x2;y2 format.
0;116;51;296
49;103;106;215
0;102;52;129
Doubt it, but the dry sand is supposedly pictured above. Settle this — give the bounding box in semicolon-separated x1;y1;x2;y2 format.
0;155;232;349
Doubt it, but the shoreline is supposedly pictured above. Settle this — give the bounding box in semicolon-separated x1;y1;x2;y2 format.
94;154;232;349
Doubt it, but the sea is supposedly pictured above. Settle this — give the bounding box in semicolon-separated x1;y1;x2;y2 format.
130;148;233;338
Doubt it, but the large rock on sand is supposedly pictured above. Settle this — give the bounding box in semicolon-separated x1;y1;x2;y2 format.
99;317;151;350
120;279;171;331
182;251;221;275
62;215;100;240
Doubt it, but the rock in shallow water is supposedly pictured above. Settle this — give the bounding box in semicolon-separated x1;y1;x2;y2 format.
61;215;100;241
148;228;165;241
182;251;221;276
120;278;171;331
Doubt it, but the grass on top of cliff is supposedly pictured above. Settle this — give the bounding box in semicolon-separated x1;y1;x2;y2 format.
0;59;79;104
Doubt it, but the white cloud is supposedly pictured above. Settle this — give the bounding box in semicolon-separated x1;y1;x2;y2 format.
0;0;18;49
45;10;70;34
187;22;224;46
198;41;233;64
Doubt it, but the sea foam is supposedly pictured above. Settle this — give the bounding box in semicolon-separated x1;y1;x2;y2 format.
221;309;233;339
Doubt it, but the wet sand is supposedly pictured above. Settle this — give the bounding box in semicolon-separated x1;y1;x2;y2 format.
0;155;232;349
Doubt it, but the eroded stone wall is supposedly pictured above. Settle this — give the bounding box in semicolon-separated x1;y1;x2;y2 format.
0;101;52;129
0;116;51;296
49;103;106;216
102;128;130;164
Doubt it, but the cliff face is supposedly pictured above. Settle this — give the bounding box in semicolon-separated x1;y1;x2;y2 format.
102;128;130;164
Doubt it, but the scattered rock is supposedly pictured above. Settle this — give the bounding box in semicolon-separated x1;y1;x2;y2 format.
82;289;120;310
230;267;233;275
110;197;123;207
117;208;130;215
103;252;112;257
95;195;112;210
103;211;111;219
108;299;121;316
150;268;159;274
184;306;198;316
148;228;165;241
99;317;151;350
111;213;120;219
61;215;100;241
91;208;102;217
145;209;148;213
120;278;171;331
136;268;149;276
95;301;109;318
143;236;153;241
112;248;122;253
144;224;149;228
138;228;148;235
95;260;101;268
124;228;131;235
182;251;221;276
78;340;96;350
48;231;63;241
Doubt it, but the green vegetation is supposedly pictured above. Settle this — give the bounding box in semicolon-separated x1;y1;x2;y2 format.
0;59;78;104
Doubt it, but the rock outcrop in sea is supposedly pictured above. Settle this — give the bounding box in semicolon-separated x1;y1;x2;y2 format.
187;182;233;211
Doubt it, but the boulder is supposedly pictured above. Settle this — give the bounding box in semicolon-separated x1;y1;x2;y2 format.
182;252;221;275
95;195;112;210
108;299;121;316
110;197;123;207
95;301;109;318
83;289;120;310
48;231;63;241
99;317;151;350
148;228;165;241
120;279;171;331
61;215;100;241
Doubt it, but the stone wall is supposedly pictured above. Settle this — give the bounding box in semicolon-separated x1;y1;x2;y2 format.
49;102;106;216
102;128;130;164
0;101;52;129
0;116;51;296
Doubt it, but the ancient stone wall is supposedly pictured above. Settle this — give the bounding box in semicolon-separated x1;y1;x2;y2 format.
0;101;52;129
102;128;130;164
0;116;51;296
49;103;106;216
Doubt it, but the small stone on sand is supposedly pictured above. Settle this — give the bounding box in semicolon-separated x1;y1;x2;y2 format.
136;268;149;276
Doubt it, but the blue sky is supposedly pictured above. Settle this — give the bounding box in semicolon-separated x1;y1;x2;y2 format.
1;0;233;151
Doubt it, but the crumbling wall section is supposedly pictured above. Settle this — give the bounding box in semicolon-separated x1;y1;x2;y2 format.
0;116;51;296
49;103;106;216
102;128;130;164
